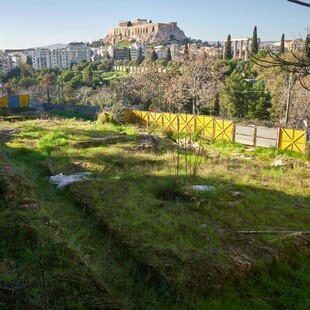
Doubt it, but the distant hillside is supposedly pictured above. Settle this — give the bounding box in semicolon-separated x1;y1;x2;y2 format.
36;43;68;49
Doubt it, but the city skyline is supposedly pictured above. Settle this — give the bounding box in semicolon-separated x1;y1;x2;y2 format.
0;0;309;49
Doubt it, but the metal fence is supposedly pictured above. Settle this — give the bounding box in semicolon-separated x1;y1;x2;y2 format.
124;109;308;154
0;95;30;108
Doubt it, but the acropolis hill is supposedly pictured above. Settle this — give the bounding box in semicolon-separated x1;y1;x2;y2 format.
103;19;187;45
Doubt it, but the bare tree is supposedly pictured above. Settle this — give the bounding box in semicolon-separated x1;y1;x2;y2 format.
249;1;310;88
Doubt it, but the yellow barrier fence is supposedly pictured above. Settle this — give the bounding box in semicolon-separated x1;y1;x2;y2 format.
278;128;307;153
18;95;30;108
123;109;308;154
0;96;8;108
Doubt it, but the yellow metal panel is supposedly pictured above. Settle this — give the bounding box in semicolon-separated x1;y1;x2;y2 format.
279;128;306;153
123;109;133;123
148;112;156;125
162;113;178;132
0;96;9;108
148;112;163;127
196;115;214;138
178;113;195;133
19;95;29;107
140;111;149;125
132;110;142;124
214;118;233;141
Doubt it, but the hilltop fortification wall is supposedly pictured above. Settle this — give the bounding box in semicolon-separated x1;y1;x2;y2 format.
103;20;187;44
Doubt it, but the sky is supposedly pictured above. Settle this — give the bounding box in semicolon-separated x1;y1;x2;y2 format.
0;0;309;49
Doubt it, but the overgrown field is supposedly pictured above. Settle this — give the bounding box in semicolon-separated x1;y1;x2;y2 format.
0;114;309;309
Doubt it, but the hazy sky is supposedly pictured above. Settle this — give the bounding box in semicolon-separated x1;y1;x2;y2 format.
0;0;309;49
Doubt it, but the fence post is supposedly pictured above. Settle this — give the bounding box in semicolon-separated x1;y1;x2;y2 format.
253;126;257;147
231;122;235;143
276;128;281;149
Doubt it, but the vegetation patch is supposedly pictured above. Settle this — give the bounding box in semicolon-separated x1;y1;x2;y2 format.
0;116;309;308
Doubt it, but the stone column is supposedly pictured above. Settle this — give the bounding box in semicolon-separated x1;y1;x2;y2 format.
245;40;249;61
233;40;238;59
239;40;243;59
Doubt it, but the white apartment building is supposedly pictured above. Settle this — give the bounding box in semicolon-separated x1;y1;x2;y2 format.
46;49;70;69
0;51;13;74
68;42;91;64
169;44;182;58
260;42;281;53
129;43;147;61
31;48;48;69
154;48;167;59
285;38;304;52
30;42;91;69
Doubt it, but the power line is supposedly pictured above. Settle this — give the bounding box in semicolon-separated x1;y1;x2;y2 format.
287;0;310;8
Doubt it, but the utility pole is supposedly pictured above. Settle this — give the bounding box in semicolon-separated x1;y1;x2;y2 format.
285;72;293;126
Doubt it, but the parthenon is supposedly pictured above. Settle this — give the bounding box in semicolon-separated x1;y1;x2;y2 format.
223;37;261;60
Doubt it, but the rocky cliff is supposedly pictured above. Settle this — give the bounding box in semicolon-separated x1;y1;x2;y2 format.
103;20;187;45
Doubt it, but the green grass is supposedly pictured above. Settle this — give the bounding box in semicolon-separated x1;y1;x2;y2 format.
0;116;309;308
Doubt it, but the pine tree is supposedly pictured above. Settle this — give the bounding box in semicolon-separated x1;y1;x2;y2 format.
224;34;232;60
214;94;220;116
304;34;310;59
136;47;144;65
166;47;172;62
251;26;259;55
183;43;189;60
150;50;158;62
280;34;285;54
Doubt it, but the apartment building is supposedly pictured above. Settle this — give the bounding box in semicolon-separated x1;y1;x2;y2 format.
0;50;13;74
68;42;91;64
129;43;147;61
285;38;304;52
46;49;70;69
30;42;91;69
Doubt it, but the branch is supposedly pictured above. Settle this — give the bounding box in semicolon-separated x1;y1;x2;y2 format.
287;0;310;7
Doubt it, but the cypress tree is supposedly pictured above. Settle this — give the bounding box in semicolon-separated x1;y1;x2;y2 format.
224;34;233;60
251;26;259;55
183;43;189;60
280;34;285;54
150;50;158;62
214;94;220;116
166;47;172;61
304;34;310;59
136;47;144;65
128;48;132;61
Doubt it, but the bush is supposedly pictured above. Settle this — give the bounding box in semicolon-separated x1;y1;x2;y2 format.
97;112;113;125
97;102;125;125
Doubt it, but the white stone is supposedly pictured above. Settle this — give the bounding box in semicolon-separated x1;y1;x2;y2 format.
191;185;216;192
49;172;92;189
